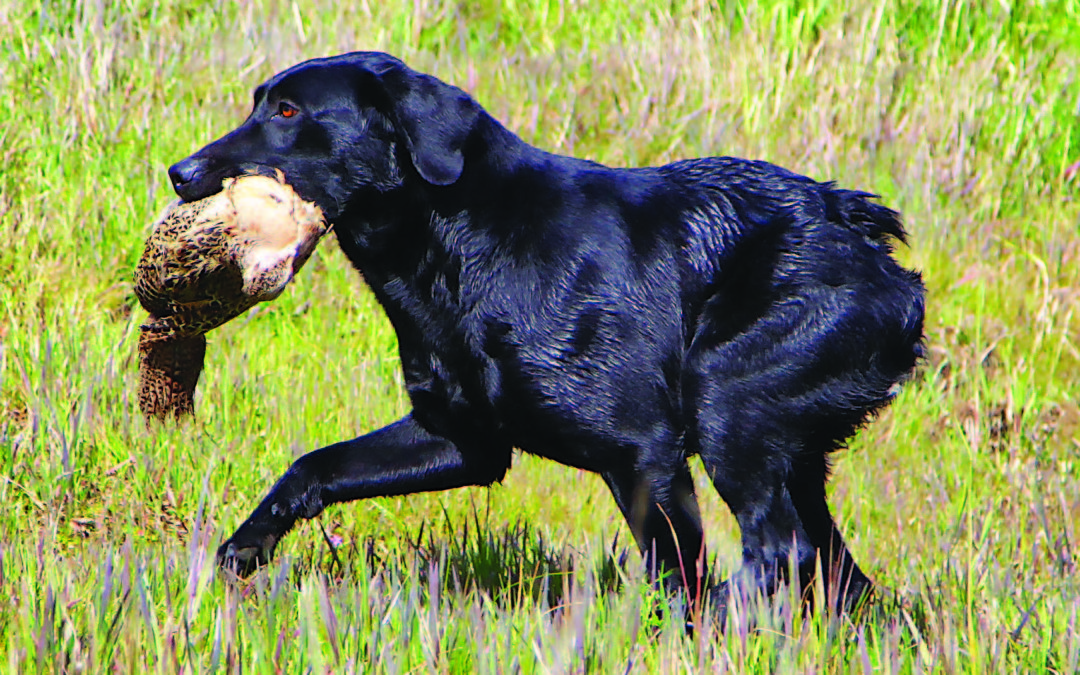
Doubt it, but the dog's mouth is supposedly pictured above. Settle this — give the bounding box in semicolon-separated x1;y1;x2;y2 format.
169;164;231;203
167;158;343;221
169;161;278;203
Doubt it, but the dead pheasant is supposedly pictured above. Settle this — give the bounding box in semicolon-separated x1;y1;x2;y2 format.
134;173;328;421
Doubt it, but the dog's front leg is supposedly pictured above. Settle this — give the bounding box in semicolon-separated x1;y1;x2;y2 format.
216;413;507;575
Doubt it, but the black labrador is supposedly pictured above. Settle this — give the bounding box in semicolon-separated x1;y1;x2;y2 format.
169;51;924;610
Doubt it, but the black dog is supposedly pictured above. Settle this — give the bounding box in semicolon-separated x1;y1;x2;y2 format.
169;52;924;610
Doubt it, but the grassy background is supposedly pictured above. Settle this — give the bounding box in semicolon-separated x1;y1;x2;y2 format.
1;0;1079;671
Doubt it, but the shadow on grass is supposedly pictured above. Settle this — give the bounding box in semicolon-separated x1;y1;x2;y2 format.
262;513;961;655
291;516;635;611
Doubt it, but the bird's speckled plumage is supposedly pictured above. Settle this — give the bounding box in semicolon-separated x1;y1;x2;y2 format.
134;173;328;420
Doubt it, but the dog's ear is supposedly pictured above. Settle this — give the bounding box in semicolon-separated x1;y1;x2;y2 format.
369;62;480;186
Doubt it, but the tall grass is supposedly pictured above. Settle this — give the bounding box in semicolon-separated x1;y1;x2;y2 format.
1;0;1078;671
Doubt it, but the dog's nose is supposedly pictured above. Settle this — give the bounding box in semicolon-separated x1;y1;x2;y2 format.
168;157;204;189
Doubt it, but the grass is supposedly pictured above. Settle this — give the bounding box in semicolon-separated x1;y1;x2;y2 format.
1;0;1079;671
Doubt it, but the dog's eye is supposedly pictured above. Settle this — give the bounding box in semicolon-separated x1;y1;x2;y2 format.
276;102;299;119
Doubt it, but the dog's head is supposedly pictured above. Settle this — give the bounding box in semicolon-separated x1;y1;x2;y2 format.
168;52;480;220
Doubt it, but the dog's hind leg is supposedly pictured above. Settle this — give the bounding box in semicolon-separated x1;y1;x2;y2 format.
697;445;869;614
601;459;708;604
698;449;818;604
688;284;918;611
786;451;872;610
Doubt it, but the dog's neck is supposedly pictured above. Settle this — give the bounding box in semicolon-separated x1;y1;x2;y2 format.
332;112;538;292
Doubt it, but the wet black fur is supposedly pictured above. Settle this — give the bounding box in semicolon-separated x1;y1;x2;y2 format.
169;51;925;610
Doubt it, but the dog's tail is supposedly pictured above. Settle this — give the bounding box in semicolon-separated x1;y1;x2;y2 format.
823;188;907;249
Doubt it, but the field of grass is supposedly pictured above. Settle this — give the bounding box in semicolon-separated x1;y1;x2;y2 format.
1;0;1079;671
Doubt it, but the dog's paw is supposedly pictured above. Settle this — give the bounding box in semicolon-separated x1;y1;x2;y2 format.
216;535;275;577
